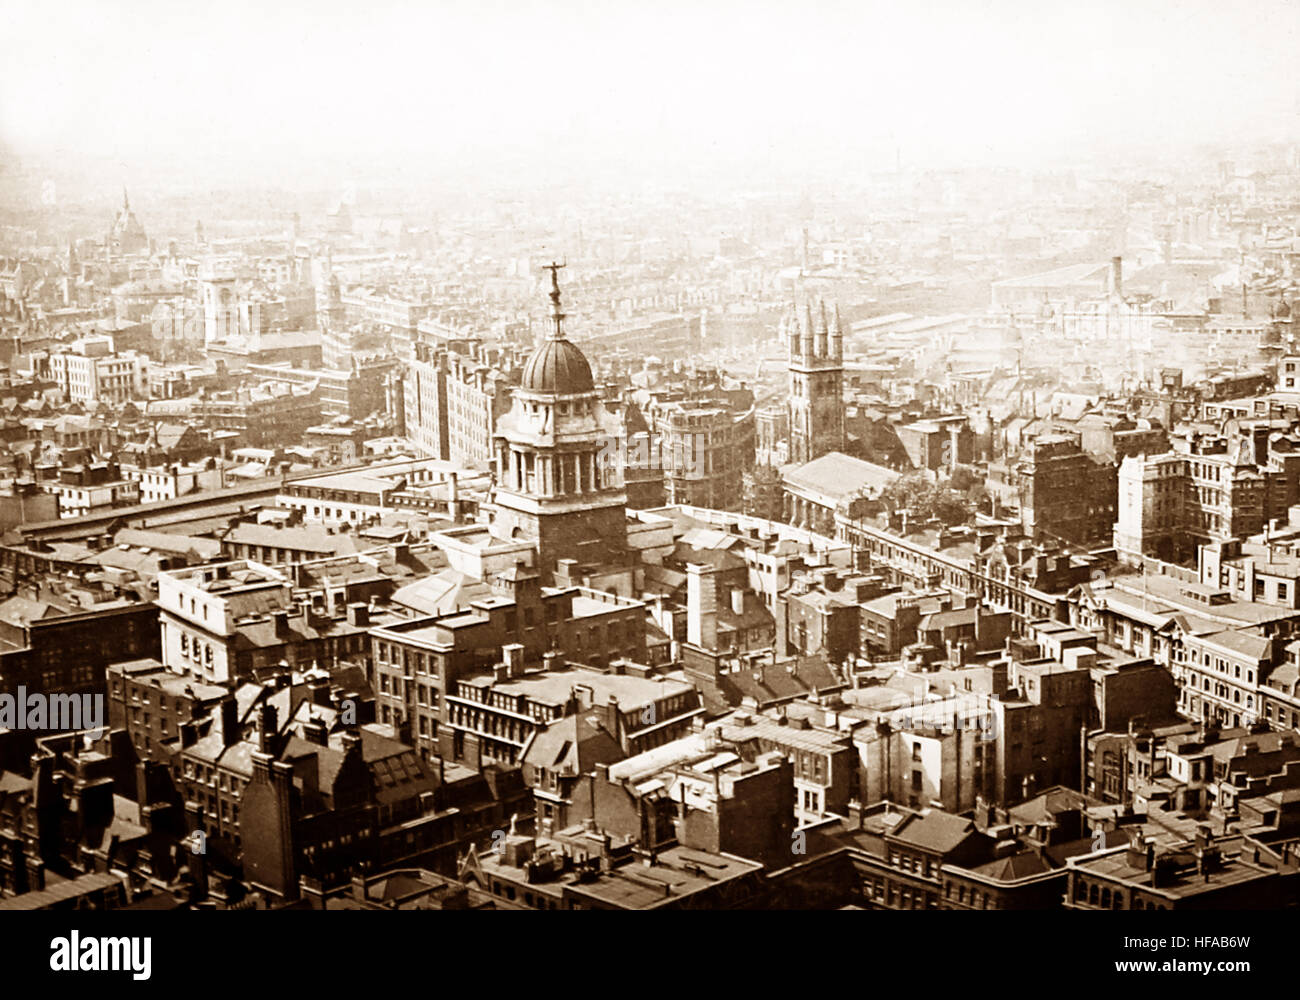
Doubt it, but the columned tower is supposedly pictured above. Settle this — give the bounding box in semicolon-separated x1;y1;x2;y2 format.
491;264;628;573
786;299;844;464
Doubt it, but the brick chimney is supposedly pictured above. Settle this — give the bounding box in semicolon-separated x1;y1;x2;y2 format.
686;562;718;650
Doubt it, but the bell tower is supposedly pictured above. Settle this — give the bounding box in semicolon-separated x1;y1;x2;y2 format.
786;299;844;464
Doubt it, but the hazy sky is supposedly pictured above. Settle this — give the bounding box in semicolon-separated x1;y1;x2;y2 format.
3;0;1299;183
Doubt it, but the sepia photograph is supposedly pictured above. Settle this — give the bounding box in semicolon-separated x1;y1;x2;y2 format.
0;0;1294;981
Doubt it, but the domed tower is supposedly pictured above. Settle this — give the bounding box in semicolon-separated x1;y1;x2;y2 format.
491;264;628;572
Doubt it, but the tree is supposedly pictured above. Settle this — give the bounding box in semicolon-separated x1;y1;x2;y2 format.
879;472;973;526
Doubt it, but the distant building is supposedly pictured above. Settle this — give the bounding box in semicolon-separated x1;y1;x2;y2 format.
108;189;148;255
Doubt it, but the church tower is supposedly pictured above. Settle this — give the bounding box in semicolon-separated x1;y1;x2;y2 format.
785;299;844;464
491;264;628;574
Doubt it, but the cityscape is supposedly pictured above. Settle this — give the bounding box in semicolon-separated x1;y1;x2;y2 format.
1;1;1300;936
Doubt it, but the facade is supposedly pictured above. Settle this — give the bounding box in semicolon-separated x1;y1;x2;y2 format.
193;385;323;448
1115;436;1300;565
48;462;140;518
987;433;1117;547
48;336;148;405
1174;629;1274;728
645;397;756;509
403;342;518;469
369;571;650;765
403;342;449;459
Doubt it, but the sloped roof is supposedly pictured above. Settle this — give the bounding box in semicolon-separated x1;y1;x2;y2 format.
890;810;979;854
783;451;900;504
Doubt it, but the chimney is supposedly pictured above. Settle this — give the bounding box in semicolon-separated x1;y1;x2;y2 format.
258;703;279;754
686;562;718;650
220;698;239;747
607;695;622;746
302;715;329;747
272;609;290;637
1125;832;1150;870
503;642;525;678
308;675;331;707
447;472;459;519
346;602;369;627
1110;256;1122;299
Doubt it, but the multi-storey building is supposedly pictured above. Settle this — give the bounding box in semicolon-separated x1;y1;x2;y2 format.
987;433;1117;547
402;341;448;459
0;596;160;707
446;348;518;472
403;342;520;468
106;658;227;761
1114;433;1300;565
48;336;147;405
247;357;398;420
644;397;756;509
193;384;322;448
156;560;375;685
47;463;140;519
1173;628;1274;728
896;415;973;475
1065;828;1299;909
368;569;649;764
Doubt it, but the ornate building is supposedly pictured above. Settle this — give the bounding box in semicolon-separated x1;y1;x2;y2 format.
109;188;149;255
491;265;628;574
785;300;844;465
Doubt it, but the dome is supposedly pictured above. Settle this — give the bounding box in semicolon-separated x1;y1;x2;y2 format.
520;337;595;394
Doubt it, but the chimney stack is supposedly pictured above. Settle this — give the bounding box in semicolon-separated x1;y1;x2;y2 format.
686;562;718;650
258;703;279;754
303;714;329;747
220;697;239;747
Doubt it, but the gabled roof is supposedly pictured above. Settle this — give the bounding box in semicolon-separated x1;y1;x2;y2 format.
889;810;980;854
